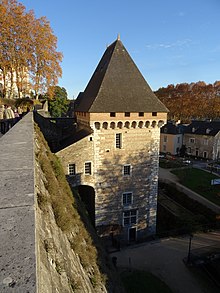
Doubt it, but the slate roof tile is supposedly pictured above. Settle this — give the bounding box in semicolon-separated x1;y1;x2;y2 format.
75;39;168;113
184;120;220;136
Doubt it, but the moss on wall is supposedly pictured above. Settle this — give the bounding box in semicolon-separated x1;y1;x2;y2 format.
34;123;124;293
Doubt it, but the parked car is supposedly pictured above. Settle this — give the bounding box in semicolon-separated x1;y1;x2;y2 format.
182;159;191;164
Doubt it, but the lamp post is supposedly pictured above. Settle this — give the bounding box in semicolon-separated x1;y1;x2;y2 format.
187;234;193;264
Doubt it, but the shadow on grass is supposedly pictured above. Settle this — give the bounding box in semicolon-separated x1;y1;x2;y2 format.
171;168;220;206
120;269;172;293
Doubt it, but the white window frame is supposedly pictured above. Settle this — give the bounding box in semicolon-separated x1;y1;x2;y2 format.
123;210;138;226
84;162;92;175
122;192;133;206
68;163;76;176
116;133;122;149
123;164;131;176
204;138;208;145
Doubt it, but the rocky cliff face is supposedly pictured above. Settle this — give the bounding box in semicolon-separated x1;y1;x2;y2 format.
34;125;121;293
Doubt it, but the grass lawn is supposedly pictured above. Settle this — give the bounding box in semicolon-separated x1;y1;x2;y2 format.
171;168;220;206
120;270;172;293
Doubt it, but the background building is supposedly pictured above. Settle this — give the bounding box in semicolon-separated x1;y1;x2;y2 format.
160;121;185;155
0;68;30;99
184;120;220;160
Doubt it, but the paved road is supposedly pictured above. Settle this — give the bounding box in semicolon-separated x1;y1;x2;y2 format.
112;231;220;293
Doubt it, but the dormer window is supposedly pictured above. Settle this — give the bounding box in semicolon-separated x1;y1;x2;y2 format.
110;112;116;117
192;127;196;133
164;127;168;133
206;128;211;134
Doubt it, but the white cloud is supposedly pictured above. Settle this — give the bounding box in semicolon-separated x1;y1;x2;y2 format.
145;39;192;50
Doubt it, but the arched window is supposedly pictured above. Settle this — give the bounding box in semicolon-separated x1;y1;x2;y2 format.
158;120;164;127
145;121;150;128
94;122;100;130
152;121;157;128
103;122;108;129
138;121;143;128
117;121;123;129
110;122;115;129
131;121;137;128
125;121;130;128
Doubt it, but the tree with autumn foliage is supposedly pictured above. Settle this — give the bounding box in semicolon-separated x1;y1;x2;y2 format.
155;81;220;122
0;0;62;99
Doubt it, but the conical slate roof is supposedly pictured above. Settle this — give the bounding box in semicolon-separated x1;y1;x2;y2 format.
75;39;168;113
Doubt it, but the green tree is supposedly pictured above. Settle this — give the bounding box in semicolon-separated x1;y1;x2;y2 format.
48;86;69;117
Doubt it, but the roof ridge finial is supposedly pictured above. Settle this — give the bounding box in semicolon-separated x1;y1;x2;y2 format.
117;33;120;41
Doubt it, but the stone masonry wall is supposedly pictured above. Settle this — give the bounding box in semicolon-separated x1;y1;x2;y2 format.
57;134;95;187
57;119;163;244
93;125;160;242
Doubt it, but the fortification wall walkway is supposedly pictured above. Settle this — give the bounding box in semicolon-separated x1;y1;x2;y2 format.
0;113;36;292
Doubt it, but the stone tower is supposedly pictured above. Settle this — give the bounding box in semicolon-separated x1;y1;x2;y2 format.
57;38;168;244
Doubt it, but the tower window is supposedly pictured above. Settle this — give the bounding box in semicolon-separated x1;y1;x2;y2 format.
123;210;137;226
139;112;144;117
125;112;130;117
85;162;92;175
116;133;122;148
68;163;76;176
152;112;157;116
110;112;116;117
123;165;131;176
122;192;133;206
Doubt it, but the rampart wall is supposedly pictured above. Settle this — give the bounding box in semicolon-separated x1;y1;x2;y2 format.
0;113;37;292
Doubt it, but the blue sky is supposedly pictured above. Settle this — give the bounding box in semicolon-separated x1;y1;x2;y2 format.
20;0;220;99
